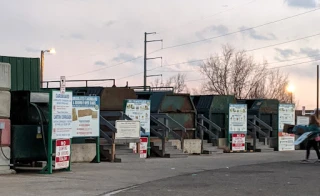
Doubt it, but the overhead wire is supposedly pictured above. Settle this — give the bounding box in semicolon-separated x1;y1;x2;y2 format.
98;31;320;85
53;3;320;79
158;7;320;50
157;0;258;34
184;58;320;83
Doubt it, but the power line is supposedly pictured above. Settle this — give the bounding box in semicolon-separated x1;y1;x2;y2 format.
157;0;257;34
159;7;320;50
50;4;319;80
101;31;320;85
184;58;320;83
150;53;320;73
148;32;320;71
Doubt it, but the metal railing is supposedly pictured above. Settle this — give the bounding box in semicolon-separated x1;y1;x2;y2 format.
42;79;116;88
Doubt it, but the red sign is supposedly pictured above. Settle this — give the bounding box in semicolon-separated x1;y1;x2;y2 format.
55;139;70;169
232;134;245;151
140;137;148;158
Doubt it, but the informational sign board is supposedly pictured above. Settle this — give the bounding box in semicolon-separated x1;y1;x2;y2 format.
278;132;295;151
296;116;310;126
115;120;140;139
231;134;246;151
294;132;313;145
140;137;148;158
129;137;148;158
52;91;73;139
278;104;295;132
229;104;247;134
55;139;70;169
60;76;66;94
124;99;151;136
72;96;100;137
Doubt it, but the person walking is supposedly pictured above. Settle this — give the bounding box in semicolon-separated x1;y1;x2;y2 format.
301;115;320;163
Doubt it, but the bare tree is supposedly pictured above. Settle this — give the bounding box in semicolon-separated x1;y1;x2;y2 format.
200;45;292;103
151;73;188;93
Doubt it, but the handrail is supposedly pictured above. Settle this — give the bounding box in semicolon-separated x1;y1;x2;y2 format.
198;114;221;132
100;115;117;132
100;130;113;143
150;116;171;132
254;116;272;133
151;113;186;132
43;79;116;88
197;123;217;139
150;128;164;139
248;121;268;137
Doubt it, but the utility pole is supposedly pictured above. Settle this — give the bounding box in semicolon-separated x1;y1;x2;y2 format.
317;65;319;117
144;32;163;91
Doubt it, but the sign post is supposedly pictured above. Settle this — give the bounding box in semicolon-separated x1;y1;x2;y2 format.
72;96;100;163
42;90;73;174
228;104;247;151
60;76;66;94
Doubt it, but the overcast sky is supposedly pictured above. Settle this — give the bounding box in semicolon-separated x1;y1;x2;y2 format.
1;0;320;108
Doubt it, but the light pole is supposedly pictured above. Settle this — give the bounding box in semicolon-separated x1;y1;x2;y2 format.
286;84;295;104
40;48;56;88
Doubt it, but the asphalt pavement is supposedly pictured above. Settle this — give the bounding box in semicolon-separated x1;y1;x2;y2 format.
114;161;320;196
0;151;314;196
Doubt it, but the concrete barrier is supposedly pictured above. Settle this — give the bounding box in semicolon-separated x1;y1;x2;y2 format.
218;138;227;149
183;139;201;154
169;140;182;150
71;144;96;163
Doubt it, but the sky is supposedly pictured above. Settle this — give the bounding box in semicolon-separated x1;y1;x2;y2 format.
1;0;320;109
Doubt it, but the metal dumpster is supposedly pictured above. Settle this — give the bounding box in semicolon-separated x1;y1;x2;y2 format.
192;95;236;138
243;99;279;137
137;92;196;139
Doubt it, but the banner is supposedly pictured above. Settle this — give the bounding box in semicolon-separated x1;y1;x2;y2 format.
229;104;247;134
52;91;73;139
72;96;100;137
124;99;151;136
278;104;295;132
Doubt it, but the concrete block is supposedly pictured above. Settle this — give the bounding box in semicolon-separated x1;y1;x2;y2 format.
218;138;227;148
71;144;96;163
169;140;181;150
0;147;10;171
183;139;201;154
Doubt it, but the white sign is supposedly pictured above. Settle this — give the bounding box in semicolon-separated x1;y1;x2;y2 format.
115;120;140;139
278;104;295;132
231;134;246;151
229;104;247;134
60;76;66;94
278;132;295;151
72;96;100;137
55;139;70;169
296;116;310;126
125;100;151;136
52;91;73;139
